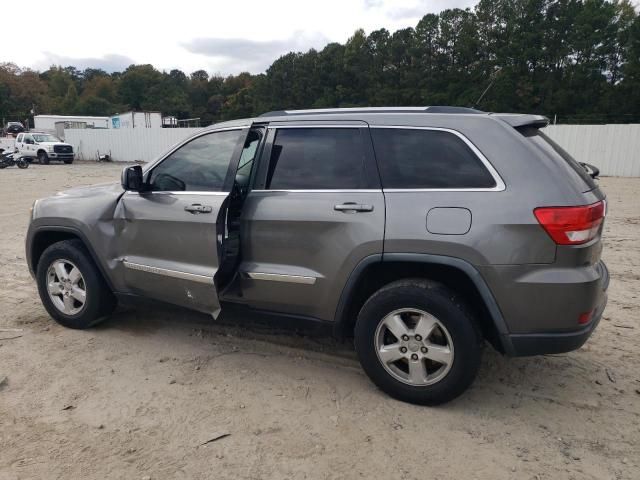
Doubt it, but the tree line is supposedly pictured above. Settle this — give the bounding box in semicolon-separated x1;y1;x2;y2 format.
1;0;639;126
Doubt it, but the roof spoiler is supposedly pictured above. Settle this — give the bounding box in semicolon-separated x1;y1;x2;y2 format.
490;113;550;128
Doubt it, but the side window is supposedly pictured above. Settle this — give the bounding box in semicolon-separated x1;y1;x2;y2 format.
148;129;243;192
237;129;262;179
16;134;23;143
370;128;497;189
266;128;367;190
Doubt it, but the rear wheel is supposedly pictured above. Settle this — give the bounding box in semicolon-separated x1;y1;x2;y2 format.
354;279;483;405
36;239;116;329
38;151;49;165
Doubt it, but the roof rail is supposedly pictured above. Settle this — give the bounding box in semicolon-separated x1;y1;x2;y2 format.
259;106;484;117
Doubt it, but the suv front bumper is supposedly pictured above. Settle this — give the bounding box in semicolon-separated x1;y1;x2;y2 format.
49;153;74;160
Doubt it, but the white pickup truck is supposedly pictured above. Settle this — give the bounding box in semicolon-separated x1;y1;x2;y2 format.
14;132;74;164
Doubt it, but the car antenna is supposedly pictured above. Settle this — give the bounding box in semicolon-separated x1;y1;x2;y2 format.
472;67;503;109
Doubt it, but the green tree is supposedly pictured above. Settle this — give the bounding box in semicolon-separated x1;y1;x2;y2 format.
62;83;79;114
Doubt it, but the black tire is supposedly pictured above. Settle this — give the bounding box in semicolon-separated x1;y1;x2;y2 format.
17;159;29;169
0;163;7;169
36;239;116;329
354;279;483;405
63;159;74;164
38;151;49;165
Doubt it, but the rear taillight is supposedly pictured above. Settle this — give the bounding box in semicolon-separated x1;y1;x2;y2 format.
534;200;605;245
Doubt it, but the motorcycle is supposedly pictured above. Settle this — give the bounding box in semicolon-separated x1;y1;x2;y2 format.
0;148;29;169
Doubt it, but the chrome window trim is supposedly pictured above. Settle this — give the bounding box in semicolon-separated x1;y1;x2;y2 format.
370;125;506;192
124;191;229;197
245;272;317;285
250;189;382;194
123;261;214;285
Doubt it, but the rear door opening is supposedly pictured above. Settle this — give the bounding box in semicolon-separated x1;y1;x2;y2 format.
216;126;267;292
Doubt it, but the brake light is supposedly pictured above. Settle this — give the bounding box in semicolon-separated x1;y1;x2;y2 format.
534;200;605;245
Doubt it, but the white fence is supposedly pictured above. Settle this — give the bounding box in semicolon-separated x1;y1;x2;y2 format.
63;124;640;177
0;137;15;152
64;128;201;163
545;124;640;177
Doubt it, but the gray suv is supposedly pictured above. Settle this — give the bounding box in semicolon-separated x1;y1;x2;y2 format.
26;107;609;405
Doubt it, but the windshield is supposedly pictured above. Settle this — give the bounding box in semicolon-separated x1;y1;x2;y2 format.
32;134;61;143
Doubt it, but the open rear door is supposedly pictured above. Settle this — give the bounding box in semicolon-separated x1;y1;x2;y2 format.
115;126;251;316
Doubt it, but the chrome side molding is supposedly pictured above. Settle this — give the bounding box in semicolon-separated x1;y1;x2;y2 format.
123;261;214;285
245;272;317;285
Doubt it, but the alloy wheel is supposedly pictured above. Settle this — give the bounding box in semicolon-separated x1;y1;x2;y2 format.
46;259;87;315
374;308;454;386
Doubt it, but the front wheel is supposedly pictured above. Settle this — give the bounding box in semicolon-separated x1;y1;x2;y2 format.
38;151;50;165
354;279;483;405
17;158;29;169
36;239;116;329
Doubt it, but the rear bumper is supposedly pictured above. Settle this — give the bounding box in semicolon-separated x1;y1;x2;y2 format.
505;290;607;356
501;261;609;356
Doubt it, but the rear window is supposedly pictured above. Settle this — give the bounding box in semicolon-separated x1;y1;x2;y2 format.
519;127;596;191
370;128;497;189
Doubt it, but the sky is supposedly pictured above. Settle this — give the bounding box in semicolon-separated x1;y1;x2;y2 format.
2;0;476;76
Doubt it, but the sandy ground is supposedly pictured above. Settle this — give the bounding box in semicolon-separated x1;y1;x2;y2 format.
0;162;638;480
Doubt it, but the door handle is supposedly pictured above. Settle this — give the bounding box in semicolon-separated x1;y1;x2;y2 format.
334;203;374;213
184;204;213;214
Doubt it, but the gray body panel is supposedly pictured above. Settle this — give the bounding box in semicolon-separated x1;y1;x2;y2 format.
28;182;126;287
234;190;385;321
25;108;609;356
113;191;228;313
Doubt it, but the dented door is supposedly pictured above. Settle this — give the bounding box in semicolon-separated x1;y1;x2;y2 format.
115;127;249;315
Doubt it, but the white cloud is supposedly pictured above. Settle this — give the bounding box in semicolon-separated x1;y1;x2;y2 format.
387;0;475;20
36;53;134;73
182;31;330;73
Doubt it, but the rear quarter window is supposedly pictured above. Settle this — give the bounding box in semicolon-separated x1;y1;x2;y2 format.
519;127;597;191
370;128;497;189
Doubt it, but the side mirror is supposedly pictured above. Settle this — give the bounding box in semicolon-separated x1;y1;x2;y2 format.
121;165;144;191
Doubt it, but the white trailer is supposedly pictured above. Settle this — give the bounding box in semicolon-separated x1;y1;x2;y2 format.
34;115;110;134
110;111;162;129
